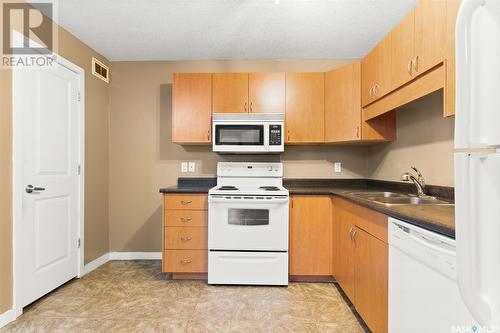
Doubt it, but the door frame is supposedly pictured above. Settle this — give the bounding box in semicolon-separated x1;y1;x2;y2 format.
12;35;85;310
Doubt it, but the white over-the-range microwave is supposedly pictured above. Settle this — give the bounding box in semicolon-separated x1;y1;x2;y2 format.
212;113;284;154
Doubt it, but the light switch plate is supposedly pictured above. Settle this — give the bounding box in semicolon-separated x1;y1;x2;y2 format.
334;162;342;173
188;162;196;173
181;162;188;173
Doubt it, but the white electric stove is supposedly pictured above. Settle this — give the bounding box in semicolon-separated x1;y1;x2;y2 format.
208;162;289;286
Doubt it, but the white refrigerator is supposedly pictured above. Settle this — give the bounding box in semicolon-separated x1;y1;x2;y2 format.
455;0;500;328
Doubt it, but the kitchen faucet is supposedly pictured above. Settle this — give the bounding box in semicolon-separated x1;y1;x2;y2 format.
400;166;426;197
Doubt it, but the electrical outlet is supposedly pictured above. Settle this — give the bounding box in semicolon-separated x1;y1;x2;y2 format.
334;162;342;173
181;162;188;173
188;162;196;173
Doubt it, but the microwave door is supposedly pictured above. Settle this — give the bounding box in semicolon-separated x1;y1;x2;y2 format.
213;124;266;152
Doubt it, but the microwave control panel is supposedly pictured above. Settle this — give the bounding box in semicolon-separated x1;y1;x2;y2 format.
269;125;282;145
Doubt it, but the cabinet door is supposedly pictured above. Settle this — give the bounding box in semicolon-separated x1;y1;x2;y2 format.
444;0;461;117
285;73;325;143
391;9;416;89
332;202;356;301
325;63;361;142
414;0;447;75
289;196;332;276
172;73;212;143
249;72;285;113
361;34;392;106
354;227;388;333
212;73;248;113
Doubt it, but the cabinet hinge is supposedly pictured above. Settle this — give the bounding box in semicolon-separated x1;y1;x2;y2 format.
77;238;81;248
77;91;81;102
77;164;81;175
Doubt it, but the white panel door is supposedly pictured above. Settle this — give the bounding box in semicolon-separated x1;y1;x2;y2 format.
15;63;80;308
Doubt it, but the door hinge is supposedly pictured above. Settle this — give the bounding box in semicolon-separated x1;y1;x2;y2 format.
77;91;81;102
77;164;81;175
78;238;81;248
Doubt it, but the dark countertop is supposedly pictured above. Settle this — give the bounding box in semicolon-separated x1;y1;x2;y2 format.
160;178;455;239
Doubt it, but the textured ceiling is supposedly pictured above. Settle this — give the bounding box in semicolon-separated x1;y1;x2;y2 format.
51;0;417;61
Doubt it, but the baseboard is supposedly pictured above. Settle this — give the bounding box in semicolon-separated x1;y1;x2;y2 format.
82;252;110;276
108;252;162;260
0;308;22;329
81;252;161;276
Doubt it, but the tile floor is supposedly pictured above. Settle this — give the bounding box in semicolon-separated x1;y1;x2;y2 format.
1;260;367;333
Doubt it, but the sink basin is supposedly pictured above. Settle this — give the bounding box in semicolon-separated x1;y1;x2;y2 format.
372;197;452;206
348;191;408;198
347;191;453;206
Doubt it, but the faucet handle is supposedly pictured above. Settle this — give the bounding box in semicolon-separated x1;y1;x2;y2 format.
411;166;425;185
400;172;411;182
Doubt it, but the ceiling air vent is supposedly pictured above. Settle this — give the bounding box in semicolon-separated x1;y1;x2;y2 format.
92;57;109;83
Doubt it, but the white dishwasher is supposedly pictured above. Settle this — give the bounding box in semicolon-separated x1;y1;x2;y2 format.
389;218;476;333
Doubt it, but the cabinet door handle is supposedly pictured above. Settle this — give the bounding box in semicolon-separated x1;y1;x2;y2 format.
180;236;192;242
412;56;419;73
369;86;374;97
352;230;358;243
250;101;253;112
244;101;247;112
180;259;192;264
207;130;210;141
180;217;192;223
356;126;360;139
349;227;354;241
407;59;413;76
287;130;291;142
373;84;380;97
180;200;192;205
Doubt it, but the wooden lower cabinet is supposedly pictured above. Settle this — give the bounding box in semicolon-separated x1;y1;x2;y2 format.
332;197;388;333
163;250;207;273
163;194;208;275
289;195;332;276
354;227;388;333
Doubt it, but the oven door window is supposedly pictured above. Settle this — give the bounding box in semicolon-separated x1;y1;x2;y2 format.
215;125;264;146
228;209;269;226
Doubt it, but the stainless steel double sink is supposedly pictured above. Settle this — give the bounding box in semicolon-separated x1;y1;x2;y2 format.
347;191;453;206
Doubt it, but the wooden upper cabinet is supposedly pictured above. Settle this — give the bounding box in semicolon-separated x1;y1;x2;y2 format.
444;0;461;117
289;196;332;276
414;0;447;75
172;73;212;144
325;63;361;142
285;72;325;143
391;9;416;90
354;227;388;333
212;73;249;113
362;34;392;106
248;73;285;113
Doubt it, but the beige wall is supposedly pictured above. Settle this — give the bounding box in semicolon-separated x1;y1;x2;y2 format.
0;24;110;313
368;90;455;186
0;68;13;314
108;60;369;252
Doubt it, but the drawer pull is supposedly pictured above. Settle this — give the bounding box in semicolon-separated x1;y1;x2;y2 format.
180;200;192;205
180;259;192;264
180;236;192;242
180;217;192;222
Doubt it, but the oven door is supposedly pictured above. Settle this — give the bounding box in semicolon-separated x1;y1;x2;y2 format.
212;123;268;153
208;196;288;251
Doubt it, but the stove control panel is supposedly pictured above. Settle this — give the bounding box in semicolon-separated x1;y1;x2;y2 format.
217;162;283;177
269;125;282;146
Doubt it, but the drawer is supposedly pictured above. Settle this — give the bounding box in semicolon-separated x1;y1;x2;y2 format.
163;250;207;273
165;227;207;250
164;194;208;210
164;210;207;227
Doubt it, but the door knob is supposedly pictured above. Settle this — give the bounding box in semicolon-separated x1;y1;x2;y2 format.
26;185;45;194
